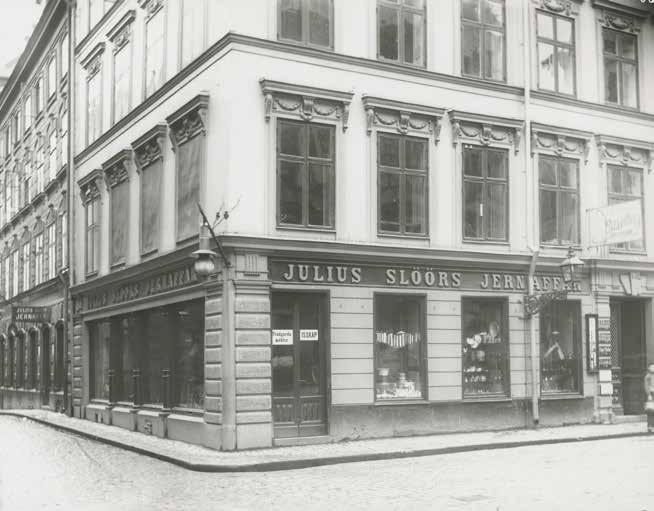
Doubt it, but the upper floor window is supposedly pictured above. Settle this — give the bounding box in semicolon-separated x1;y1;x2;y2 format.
461;0;505;81
60;110;68;169
48;131;57;182
539;154;579;246
34;233;43;287
144;3;166;98
463;145;508;242
47;223;56;280
603;29;638;108
278;0;333;49
47;55;57;99
378;133;428;235
21;242;30;292
536;11;575;95
24;95;32;131
89;0;115;29
86;196;100;275
35;77;43;114
35;141;45;194
105;161;129;267
608;165;643;251
60;210;68;269
112;31;132;124
61;33;69;80
378;0;425;67
87;65;103;146
180;0;206;68
11;111;20;144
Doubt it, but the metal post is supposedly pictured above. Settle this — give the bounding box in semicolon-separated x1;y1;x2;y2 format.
132;368;141;406
107;369;116;404
528;250;540;426
161;368;171;410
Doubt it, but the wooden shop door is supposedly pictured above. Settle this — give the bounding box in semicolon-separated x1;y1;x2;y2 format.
271;292;327;438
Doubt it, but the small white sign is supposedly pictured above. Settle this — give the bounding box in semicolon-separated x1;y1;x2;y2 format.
300;329;319;342
600;382;614;396
272;329;293;346
599;369;612;382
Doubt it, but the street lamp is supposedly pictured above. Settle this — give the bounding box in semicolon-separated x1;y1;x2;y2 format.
559;246;585;286
191;203;231;279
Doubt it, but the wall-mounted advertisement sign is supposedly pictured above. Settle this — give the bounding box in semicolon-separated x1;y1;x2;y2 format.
585;314;599;373
272;329;293;346
300;329;319;342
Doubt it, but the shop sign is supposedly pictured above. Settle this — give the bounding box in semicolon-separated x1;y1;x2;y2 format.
271;261;584;293
588;200;643;247
600;383;614;396
81;265;198;312
12;306;52;328
300;329;318;341
597;329;612;370
585;314;599;373
272;329;293;345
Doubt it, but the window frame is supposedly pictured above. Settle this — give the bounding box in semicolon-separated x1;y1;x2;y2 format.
460;0;507;82
111;27;133;125
47;222;56;280
143;0;167;100
179;0;208;70
607;164;645;252
86;67;103;147
377;132;429;236
21;241;30;293
85;197;101;276
538;154;580;247
536;9;576;96
47;54;57;101
34;233;44;287
277;0;335;50
602;27;639;109
377;0;427;68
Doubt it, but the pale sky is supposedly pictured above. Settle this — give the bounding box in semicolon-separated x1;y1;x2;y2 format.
0;0;45;76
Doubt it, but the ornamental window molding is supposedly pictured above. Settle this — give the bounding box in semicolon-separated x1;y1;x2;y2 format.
102;149;132;189
138;0;165;18
81;42;105;78
597;10;641;33
108;10;136;52
596;135;654;172
530;123;592;162
131;124;167;172
166;93;209;149
260;79;353;133
362;96;445;145
534;0;581;17
593;0;649;34
77;169;103;204
450;111;524;155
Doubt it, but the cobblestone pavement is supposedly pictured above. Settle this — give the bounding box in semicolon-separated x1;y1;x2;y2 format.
0;416;652;511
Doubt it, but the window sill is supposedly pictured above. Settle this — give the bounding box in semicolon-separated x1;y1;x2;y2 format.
277;37;334;53
608;249;647;256
110;261;126;271
140;248;159;260
461;73;507;85
463;395;511;403
277;224;336;234
171;406;204;416
31;192;46;207
377;232;429;241
85;271;99;280
377;56;426;70
603;101;639;113
44;178;59;195
539;243;582;251
463;238;509;246
537;88;577;100
374;398;428;406
541;393;585;401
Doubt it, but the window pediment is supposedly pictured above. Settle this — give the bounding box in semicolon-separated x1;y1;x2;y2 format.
362;96;445;145
132;124;167;172
593;0;650;33
531;123;592;162
450;111;523;154
77;169;103;203
166;93;209;149
102;149;132;188
596;135;654;171
108;10;136;51
536;0;582;17
81;42;105;77
139;0;165;18
260;79;353;132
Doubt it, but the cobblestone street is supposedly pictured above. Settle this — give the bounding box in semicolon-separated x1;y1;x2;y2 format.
0;416;652;511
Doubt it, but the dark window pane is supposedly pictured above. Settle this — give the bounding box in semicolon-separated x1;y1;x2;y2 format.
620;33;636;59
538;42;555;90
403;11;424;66
556;17;572;44
280;122;305;156
379;135;400;167
608;166;622;194
540;189;557;243
379;171;400;232
111;181;128;265
622;62;637;108
462;25;481;77
486;149;506;179
379;5;399;60
539;157;557;185
280;0;302;41
540;301;581;394
173;301;205;408
558;159;577;189
90;321;111;400
308;0;331;47
279;160;303;225
484;30;504;81
308;125;332;159
463;146;482;177
626;170;642;197
461;0;479;21
537;12;553;39
405;138;427;170
176;136;201;241
557;47;574;94
308;163;333;226
141;159;162;254
603;29;617;54
405;174;426;234
486;182;506;240
464;180;483;238
482;0;503;27
604;59;618;102
141;309;168;404
559;192;578;244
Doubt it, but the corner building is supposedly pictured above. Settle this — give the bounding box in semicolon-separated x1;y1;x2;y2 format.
71;0;654;449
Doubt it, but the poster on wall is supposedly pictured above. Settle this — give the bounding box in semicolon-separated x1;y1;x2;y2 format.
300;329;319;341
585;314;599;373
272;329;293;346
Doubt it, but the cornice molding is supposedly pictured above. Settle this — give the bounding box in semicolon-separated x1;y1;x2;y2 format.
139;0;165;19
533;0;583;17
260;79;354;132
592;0;652;19
80;42;106;73
362;96;445;145
77;169;104;203
108;10;136;53
596;134;654;172
131;124;167;172
102;149;132;188
449;110;524;154
531;123;593;162
165;93;209;148
597;8;642;33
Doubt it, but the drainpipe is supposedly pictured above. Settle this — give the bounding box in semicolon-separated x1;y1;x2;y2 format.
528;250;539;426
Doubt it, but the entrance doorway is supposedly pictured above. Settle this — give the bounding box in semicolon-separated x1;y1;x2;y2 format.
610;299;647;415
271;292;328;438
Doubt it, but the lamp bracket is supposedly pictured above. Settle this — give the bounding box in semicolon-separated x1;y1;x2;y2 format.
197;203;231;268
523;290;568;318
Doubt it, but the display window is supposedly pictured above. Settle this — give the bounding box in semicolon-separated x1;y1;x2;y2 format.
462;298;509;398
374;294;425;401
539;300;581;394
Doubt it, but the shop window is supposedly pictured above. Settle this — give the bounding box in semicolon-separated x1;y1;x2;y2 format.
378;133;428;235
144;3;165;98
180;0;206;68
7;336;15;387
378;0;425;67
608;165;644;251
277;120;335;229
539;155;579;246
463;145;508;241
374;295;425;401
112;315;138;402
172;301;205;408
537;11;575;95
461;0;505;81
540;300;581;394
0;337;4;387
462;297;509;398
90;320;111;400
278;0;333;49
16;332;25;388
603;29;638;108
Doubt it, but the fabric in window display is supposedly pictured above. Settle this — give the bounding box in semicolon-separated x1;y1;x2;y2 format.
173;301;204;409
91;321;111;400
538;43;555;90
622;63;637;108
464;181;483;239
484;30;503;80
486;182;506;240
557;47;574;94
404;174;425;234
540;302;580;394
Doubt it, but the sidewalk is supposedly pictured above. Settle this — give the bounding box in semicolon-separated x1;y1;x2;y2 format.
0;409;649;472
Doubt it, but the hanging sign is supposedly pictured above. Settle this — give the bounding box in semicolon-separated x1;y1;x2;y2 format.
588;200;643;247
272;329;293;346
300;329;319;341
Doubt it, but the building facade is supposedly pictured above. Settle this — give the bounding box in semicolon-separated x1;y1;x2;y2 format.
69;0;654;450
0;0;71;411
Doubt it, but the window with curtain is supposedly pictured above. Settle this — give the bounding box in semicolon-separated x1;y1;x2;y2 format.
21;242;30;292
87;70;102;145
277;119;335;228
539;155;579;245
461;0;505;81
113;37;132;124
140;158;162;254
463;145;508;241
378;0;425;66
110;179;128;266
47;55;57;99
145;6;165;98
172;300;205;409
603;28;638;108
180;0;205;68
60;210;67;268
537;10;575;95
540;300;581;394
378;133;428;235
279;0;333;48
608;165;644;251
34;233;43;286
47;223;56;280
86;197;100;275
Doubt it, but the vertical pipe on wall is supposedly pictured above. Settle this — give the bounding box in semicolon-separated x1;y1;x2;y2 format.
221;260;236;450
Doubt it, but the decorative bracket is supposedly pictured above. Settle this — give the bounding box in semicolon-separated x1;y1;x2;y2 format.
596;135;654;173
131;124;167;172
166;93;209;150
138;0;165;18
531;123;592;163
77;169;104;204
80;42;105;78
449;111;523;154
260;79;353;133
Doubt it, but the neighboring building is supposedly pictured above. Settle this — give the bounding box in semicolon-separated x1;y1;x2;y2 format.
0;0;71;411
69;0;654;451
